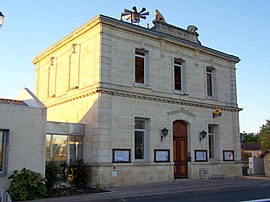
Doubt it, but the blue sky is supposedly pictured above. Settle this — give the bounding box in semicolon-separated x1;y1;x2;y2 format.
0;1;269;133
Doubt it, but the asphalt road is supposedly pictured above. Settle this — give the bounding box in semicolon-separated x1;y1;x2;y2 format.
114;187;270;202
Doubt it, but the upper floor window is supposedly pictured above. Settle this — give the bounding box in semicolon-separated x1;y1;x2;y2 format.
134;118;148;160
174;59;183;91
206;67;215;97
135;49;148;85
208;125;217;159
0;129;9;176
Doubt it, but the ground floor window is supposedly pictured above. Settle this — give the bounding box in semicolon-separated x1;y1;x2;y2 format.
135;118;148;160
0;129;8;175
46;134;83;163
208;125;217;159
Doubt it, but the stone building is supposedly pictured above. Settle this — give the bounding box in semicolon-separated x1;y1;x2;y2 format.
33;12;242;187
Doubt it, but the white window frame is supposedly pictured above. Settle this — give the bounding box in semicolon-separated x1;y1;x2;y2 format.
134;118;147;161
0;129;9;176
174;59;184;92
206;67;215;97
135;49;149;86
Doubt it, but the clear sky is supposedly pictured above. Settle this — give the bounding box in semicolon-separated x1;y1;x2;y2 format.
0;1;269;133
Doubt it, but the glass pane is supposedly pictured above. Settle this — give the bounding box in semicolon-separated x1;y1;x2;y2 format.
135;131;144;159
209;135;215;158
207;72;213;96
69;136;83;163
174;65;182;90
135;56;144;83
52;135;68;161
46;135;51;161
0;131;3;171
135;119;145;129
208;125;214;133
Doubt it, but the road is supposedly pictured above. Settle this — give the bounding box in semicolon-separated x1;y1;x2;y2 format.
112;187;270;202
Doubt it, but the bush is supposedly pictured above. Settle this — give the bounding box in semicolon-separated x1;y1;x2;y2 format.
45;161;63;189
7;168;47;201
69;160;89;188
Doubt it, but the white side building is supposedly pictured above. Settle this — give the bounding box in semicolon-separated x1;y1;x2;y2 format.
0;88;46;189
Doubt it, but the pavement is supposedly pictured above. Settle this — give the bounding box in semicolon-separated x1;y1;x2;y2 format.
29;176;270;202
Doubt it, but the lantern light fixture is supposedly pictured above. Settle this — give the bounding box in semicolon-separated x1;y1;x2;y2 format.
199;130;207;142
161;127;169;141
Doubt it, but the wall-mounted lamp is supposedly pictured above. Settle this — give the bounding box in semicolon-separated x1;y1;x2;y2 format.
199;130;207;142
161;127;169;141
0;12;4;28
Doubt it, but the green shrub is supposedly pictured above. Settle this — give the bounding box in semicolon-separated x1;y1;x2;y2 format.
69;160;89;188
7;168;47;201
45;161;63;189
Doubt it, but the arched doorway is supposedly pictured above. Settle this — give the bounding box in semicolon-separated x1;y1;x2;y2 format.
173;120;188;179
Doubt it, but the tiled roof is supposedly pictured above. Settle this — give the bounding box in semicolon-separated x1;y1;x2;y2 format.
259;149;270;158
0;98;27;106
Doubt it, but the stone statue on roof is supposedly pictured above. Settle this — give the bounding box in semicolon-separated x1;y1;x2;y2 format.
187;25;198;34
154;9;166;22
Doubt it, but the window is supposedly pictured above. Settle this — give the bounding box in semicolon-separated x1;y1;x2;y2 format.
206;67;215;97
134;118;147;160
208;125;216;159
0;129;8;175
69;136;83;162
174;60;183;91
46;134;83;163
135;50;148;84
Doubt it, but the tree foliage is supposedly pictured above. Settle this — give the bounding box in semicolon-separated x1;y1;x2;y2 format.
258;119;270;150
242;132;260;143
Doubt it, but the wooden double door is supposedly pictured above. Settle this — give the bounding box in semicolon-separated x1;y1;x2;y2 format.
173;120;188;179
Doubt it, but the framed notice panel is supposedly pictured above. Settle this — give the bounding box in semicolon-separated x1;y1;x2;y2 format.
223;150;234;161
194;150;208;162
112;149;131;163
154;149;170;162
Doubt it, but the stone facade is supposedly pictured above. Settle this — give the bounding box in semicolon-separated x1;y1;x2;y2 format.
33;14;242;187
0;88;46;189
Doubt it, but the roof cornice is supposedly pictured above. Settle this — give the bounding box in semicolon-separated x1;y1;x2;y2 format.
33;14;240;64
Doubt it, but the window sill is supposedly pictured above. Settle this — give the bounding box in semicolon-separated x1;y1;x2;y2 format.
67;86;79;92
133;83;152;90
174;90;189;96
206;96;218;101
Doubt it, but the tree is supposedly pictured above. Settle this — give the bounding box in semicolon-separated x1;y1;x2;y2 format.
258;119;270;150
242;132;260;143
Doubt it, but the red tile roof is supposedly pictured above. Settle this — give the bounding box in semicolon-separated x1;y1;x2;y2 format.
0;98;27;106
259;149;270;158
